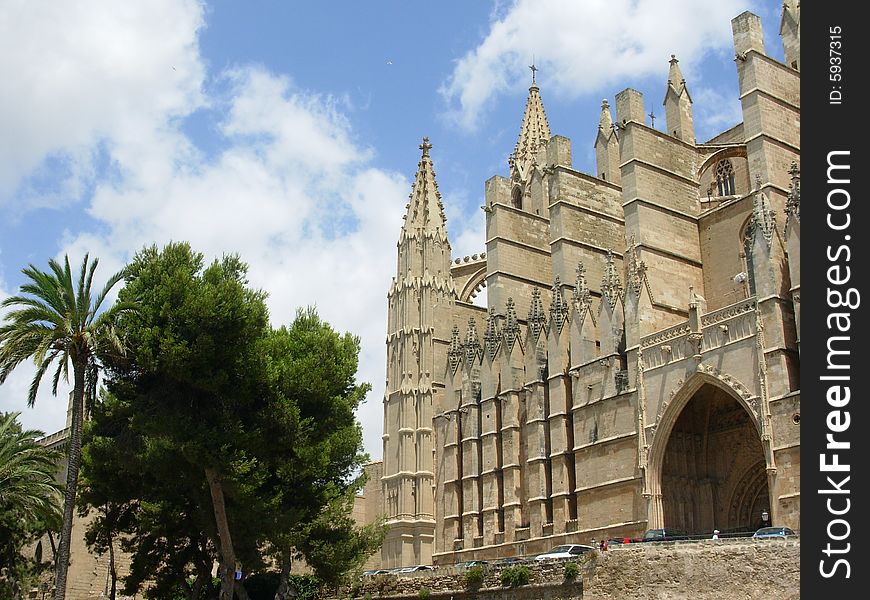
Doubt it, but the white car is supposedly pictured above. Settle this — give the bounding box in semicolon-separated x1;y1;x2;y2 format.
534;544;595;560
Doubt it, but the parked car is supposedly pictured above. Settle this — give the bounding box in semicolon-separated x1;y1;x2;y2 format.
535;544;595;560
642;528;687;542
606;537;640;546
494;556;525;565
459;559;489;568
752;526;796;539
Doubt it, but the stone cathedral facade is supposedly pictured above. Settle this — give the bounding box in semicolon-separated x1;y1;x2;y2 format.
379;6;800;568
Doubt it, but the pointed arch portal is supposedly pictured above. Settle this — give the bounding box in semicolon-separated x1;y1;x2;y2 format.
650;380;770;534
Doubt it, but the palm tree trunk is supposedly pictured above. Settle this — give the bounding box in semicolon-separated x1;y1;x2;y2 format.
205;467;237;600
53;362;85;600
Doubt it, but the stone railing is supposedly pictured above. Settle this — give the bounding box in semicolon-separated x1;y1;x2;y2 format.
640;297;757;370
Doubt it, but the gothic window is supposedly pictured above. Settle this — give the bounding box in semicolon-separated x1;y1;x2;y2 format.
716;159;736;196
741;221;757;296
511;186;522;209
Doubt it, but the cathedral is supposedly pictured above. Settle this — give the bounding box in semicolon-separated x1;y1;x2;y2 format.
377;6;800;568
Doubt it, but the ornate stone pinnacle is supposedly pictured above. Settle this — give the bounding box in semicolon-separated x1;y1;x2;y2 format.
464;318;481;367
601;250;623;308
750;179;777;248
504;297;520;351
528;287;547;339
550;276;568;331
574;262;591;311
448;324;462;373
785;161;800;230
484;307;500;361
626;238;648;298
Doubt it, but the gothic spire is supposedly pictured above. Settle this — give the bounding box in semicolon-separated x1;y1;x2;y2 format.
527;287;547;340
513;80;551;166
625;237;648;298
402;136;448;237
601;250;623;308
503;297;521;351
573;262;592;312
664;54;691;102
464;317;481;368
785;161;800;230
751;174;777;248
550;276;568;332
598;99;615;136
448;324;462;373
484;307;500;361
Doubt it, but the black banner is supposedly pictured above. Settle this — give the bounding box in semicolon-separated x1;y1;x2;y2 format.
802;1;868;595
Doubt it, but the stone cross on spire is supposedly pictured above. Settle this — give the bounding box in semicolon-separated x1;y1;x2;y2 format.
529;60;538;85
419;136;432;158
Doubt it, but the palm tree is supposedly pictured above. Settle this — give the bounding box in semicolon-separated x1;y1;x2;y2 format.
0;411;63;523
0;412;63;598
0;254;134;600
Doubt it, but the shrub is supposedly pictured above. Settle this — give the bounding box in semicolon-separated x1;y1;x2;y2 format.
418;586;431;599
564;561;579;581
370;573;398;596
500;564;531;588
464;564;486;590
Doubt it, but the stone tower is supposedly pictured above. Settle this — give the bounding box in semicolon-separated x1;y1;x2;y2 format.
381;138;455;568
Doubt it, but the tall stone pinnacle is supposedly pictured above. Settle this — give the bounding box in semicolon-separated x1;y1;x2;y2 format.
664;55;691;102
513;82;551;165
598;99;614;133
402;136;448;236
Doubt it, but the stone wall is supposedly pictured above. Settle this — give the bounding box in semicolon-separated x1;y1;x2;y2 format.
586;538;799;599
333;538;799;600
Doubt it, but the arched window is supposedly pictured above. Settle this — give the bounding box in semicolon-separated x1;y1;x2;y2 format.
511;186;522;209
716;159;736;196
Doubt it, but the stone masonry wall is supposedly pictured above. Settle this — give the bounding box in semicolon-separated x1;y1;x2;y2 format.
334;538;799;600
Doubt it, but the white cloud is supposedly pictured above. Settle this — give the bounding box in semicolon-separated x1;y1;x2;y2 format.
1;1;412;460
440;0;753;130
0;0;206;205
64;67;409;459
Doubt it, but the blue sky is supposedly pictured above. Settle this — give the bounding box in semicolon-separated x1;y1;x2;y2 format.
1;0;785;460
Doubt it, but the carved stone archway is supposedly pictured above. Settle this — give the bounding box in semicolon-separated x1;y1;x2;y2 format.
645;372;770;533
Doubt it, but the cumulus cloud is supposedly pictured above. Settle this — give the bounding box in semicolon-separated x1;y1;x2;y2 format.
0;0;206;207
0;0;410;459
67;67;409;458
440;0;752;130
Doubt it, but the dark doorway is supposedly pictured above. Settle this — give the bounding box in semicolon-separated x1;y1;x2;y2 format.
660;384;768;534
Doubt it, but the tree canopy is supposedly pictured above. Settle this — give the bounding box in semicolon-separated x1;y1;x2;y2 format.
80;242;383;599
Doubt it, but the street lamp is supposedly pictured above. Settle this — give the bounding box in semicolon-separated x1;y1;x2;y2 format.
761;510;769;527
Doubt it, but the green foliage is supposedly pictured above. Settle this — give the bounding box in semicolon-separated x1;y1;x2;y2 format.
0;253;133;598
79;242;379;597
418;586;431;599
500;564;530;588
0;412;62;598
563;560;579;581
464;564;486;590
370;573;398;596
